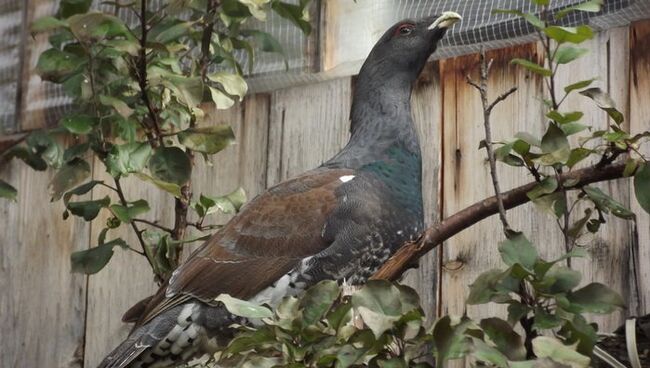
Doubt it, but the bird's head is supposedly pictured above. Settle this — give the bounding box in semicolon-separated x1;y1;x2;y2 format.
360;12;461;82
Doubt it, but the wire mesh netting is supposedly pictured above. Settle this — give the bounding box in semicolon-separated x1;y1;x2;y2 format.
1;0;649;132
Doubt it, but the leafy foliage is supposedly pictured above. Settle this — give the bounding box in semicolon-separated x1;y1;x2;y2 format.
217;281;434;368
0;0;312;279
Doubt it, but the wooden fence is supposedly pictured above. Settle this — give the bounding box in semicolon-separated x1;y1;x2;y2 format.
1;17;649;368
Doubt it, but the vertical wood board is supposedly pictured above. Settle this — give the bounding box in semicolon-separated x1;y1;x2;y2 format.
553;27;632;331
0;160;89;368
629;19;650;316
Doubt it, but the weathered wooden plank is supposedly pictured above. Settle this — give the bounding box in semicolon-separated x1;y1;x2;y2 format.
629;19;650;316
320;0;394;75
19;0;68;131
0;0;25;133
399;62;443;323
438;44;566;326
83;167;172;368
0;160;89;368
189;95;272;246
266;77;352;184
553;27;631;331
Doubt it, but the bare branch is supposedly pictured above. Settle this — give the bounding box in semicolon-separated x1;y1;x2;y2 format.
133;218;174;233
488;86;518;113
467;48;516;233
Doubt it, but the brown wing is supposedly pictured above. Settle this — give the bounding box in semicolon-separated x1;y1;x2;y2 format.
135;167;354;325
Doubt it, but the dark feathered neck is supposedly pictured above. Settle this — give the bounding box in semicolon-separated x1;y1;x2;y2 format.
325;65;421;169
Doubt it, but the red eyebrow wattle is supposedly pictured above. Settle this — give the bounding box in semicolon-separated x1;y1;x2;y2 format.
394;23;415;36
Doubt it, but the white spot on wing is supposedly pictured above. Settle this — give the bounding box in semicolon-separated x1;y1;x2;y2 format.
339;175;355;183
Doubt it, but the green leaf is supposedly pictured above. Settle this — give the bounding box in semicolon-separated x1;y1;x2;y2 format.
527;176;558;200
558;314;599;356
215;294;273;319
5;146;47;171
104;39;140;56
567;282;625;314
58;0;92;18
560;122;588;136
467;269;505;305
579;87;624;124
160;74;203;108
498;233;538;270
566;148;593;169
49;159;91;201
105;142;152;177
68;12;131;42
63;142;88;164
511;58;552;76
209;86;235;110
547;110;584;124
539;123;570;165
480;318;526;361
583;185;635;219
470;338;509;368
554;46;589;64
71;237;127;274
533;336;590;367
556;0;603;19
514;132;541;147
507;302;529;325
154;20;195;43
178;125;236;154
62;180;103;205
109;199;150;223
99;94;133;118
31;16;68;33
36;48;85;83
299;280;340;326
432;316;474;364
207;72;248;100
564;78;596;94
544;266;582;294
149;147;192;186
67;196;110;221
495;143;524;167
634;162;650;214
134;173;181;197
60;114;95;134
200;187;247;216
568;208;593;237
533;307;563;330
544;25;594;44
0;180;18;202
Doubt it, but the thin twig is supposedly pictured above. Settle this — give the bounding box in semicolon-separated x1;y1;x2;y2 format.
466;48;516;233
113;177;159;279
137;0;163;147
133;218;174;233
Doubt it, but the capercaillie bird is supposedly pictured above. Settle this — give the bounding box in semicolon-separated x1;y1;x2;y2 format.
98;11;461;368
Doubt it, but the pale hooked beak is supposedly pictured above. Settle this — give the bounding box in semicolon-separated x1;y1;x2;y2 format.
428;11;462;30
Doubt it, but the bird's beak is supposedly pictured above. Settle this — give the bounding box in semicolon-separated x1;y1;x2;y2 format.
428;11;462;30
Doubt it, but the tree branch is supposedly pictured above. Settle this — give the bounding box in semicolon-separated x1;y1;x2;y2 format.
371;161;627;281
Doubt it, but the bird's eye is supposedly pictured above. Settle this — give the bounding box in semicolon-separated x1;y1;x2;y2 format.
395;24;415;36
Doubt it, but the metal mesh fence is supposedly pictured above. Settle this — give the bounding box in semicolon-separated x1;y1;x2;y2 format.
1;0;649;131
